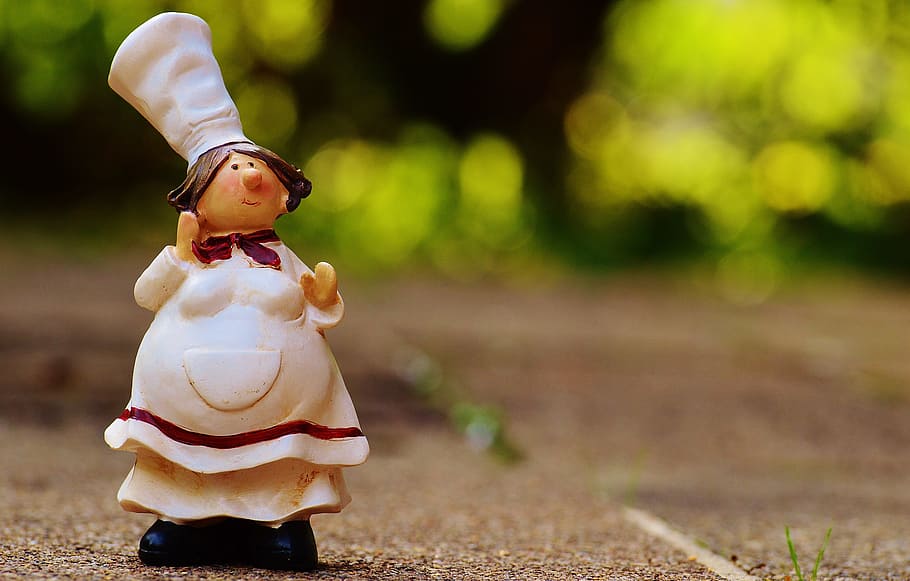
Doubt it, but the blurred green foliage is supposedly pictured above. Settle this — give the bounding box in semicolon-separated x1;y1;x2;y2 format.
569;0;910;295
3;0;910;287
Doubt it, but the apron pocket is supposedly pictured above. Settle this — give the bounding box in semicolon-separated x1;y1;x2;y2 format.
184;349;281;411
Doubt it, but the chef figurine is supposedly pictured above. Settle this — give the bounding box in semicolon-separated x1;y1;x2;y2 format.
103;13;368;571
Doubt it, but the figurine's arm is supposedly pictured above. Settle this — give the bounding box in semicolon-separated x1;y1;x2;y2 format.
288;253;344;330
134;212;200;311
134;246;191;311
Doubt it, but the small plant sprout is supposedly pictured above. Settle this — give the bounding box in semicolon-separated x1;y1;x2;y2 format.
397;346;523;463
785;526;833;581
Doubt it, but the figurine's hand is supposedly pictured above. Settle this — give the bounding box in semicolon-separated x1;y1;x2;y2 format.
175;211;201;262
301;262;339;309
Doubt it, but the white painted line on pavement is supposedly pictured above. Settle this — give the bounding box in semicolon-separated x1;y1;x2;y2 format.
623;507;761;581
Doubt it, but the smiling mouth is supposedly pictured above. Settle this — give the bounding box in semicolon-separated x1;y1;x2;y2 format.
241;199;261;207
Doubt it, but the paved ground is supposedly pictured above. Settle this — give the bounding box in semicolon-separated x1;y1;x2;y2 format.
1;253;909;579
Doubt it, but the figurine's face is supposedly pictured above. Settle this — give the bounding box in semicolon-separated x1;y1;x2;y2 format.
197;152;289;234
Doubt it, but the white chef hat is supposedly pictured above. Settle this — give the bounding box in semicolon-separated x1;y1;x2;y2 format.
108;12;251;168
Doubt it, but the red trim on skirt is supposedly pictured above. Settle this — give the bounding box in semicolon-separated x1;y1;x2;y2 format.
116;407;364;449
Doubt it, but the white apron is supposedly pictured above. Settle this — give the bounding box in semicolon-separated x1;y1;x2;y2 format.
105;243;369;525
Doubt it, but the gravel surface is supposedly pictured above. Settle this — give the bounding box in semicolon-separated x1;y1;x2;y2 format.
2;256;910;579
352;276;910;580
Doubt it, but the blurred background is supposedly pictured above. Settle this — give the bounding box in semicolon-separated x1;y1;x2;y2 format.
4;3;910;577
2;0;910;295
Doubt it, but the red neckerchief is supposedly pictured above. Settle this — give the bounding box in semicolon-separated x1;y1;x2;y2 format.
192;229;282;268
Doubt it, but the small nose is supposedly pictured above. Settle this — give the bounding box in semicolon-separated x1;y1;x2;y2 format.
241;168;262;190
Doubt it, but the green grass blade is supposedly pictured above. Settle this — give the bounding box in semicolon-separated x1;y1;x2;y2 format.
786;526;805;581
811;527;833;581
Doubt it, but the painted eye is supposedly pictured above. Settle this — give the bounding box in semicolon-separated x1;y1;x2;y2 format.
247;162;255;168
231;163;239;170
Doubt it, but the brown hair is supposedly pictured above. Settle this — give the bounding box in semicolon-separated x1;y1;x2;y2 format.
167;141;312;213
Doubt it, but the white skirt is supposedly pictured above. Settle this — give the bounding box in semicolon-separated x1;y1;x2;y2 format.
117;450;351;526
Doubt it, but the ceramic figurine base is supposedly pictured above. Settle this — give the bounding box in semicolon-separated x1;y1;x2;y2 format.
104;12;368;570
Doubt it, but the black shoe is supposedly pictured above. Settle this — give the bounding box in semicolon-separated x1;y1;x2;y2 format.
138;519;220;566
246;520;318;571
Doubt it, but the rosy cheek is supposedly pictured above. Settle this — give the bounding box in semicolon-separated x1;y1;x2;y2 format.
220;174;247;202
225;172;241;190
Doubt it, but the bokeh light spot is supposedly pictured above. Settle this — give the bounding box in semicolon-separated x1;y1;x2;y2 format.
355;142;448;265
459;134;523;213
424;0;505;51
234;77;299;147
564;92;628;160
240;0;330;68
304;140;381;212
754;141;836;212
779;48;867;131
457;134;526;247
716;249;781;306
